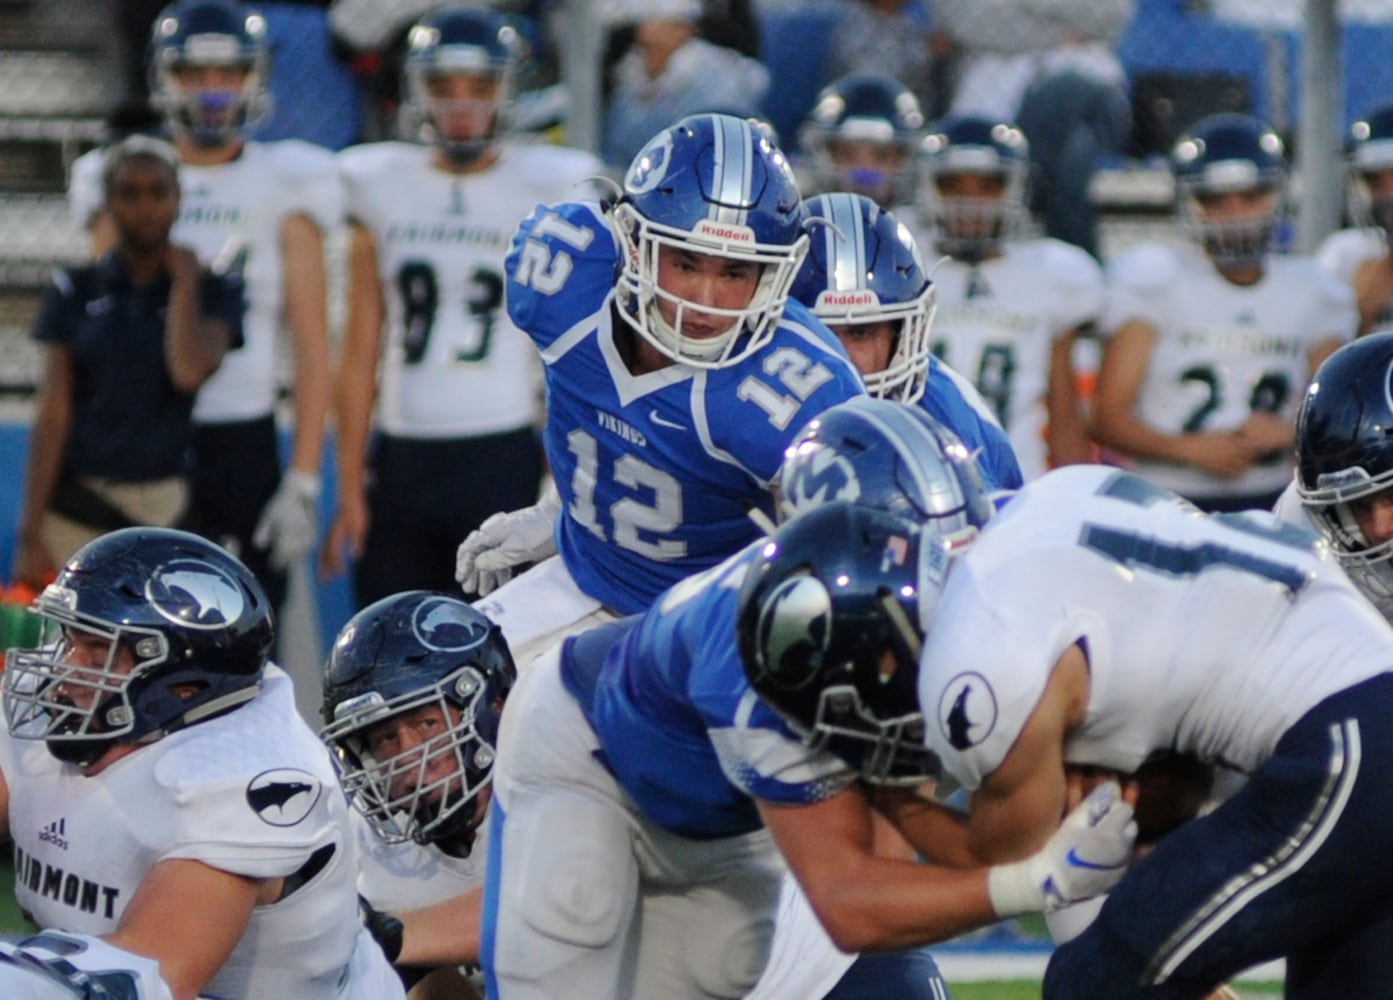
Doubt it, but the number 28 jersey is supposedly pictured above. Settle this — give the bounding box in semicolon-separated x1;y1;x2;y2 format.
1102;242;1355;499
338;140;605;438
506;200;865;614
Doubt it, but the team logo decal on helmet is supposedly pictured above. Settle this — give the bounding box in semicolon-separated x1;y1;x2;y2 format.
937;671;998;751
626;130;674;195
781;446;863;511
146;559;246;630
413;595;489;651
246;768;322;827
755;576;834;692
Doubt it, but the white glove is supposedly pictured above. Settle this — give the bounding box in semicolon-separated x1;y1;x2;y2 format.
455;484;562;596
1044;894;1107;944
252;470;320;571
986;781;1136;918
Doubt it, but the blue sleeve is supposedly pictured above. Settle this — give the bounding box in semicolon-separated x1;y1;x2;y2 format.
504;200;620;351
920;367;1025;491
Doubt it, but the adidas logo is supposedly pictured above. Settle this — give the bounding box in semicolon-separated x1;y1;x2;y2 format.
38;818;68;851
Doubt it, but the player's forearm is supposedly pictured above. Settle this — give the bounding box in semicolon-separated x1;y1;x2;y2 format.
395;888;483;968
1088;406;1195;464
282;216;331;475
18;363;72;536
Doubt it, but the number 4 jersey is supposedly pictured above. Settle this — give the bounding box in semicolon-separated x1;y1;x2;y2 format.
918;465;1393;792
506;200;865;614
1102;241;1356;500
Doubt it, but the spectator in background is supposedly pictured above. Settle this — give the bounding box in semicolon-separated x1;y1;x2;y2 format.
827;0;936;116
322;6;604;609
13;137;234;588
934;0;1134;260
599;0;769;168
1319;102;1393;334
1090;113;1354;513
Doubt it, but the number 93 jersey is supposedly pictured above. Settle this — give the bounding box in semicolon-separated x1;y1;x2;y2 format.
338;140;606;438
506;200;866;614
918;465;1393;793
1102;241;1356;499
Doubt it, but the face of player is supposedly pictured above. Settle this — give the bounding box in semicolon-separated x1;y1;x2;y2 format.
1194;187;1275;223
655;245;762;340
366;702;464;802
107;157;179;254
936;172;1006;240
831;321;897;377
53;627;136;715
831;139;905;206
173;63;251;133
1350;488;1393;548
426;71;500;145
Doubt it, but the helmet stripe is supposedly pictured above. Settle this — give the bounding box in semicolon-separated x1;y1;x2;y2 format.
710;115;753;226
824;192;868;292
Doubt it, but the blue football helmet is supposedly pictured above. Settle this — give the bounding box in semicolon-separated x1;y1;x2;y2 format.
918;115;1030;263
321;591;515;852
791;193;936;403
777;397;995;546
1171;112;1287;270
3;528;272;767
613;113;808;368
148;0;270;147
401;6;523;165
799;72;926;207
1347;103;1393;239
737;501;948;784
1295;330;1393;616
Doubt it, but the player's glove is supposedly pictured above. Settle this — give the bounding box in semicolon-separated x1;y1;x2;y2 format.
252;470;320;571
455;484;562;596
986;780;1136;917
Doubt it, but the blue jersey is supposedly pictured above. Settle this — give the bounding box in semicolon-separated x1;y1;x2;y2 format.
560;544;856;839
921;355;1024;491
507;201;866;613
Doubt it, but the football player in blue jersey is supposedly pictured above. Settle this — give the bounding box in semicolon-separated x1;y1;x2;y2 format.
790;191;1024;491
455;112;867;666
481;427;1135;999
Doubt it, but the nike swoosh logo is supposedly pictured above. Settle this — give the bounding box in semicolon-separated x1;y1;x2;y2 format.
650;410;686;431
1066;848;1122;871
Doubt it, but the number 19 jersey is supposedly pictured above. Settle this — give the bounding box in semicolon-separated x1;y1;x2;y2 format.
506;200;865;614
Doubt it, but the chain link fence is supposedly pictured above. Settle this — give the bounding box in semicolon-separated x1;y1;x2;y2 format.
0;0;1385;394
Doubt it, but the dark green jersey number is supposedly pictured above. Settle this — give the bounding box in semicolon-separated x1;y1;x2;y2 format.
929;340;1016;428
1180;365;1291;433
397;260;504;365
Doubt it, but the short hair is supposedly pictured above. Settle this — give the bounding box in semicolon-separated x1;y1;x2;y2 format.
102;135;181;198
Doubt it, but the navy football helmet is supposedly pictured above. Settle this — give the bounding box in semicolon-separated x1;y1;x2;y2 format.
918;116;1030;263
1295;331;1393;614
799;72;926;207
737;501;949;784
791;193;936;402
0;932;171;1000
321;591;515;852
401;6;523;165
3;528;272;767
1347;103;1393;239
613;113;808;368
148;0;270;147
1171;112;1287;270
777;397;994;545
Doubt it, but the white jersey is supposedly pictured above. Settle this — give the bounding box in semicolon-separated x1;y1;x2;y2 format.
338;140;604;439
1102;242;1356;499
0;666;401;1000
1317;227;1393;330
69;140;345;423
353;807;486;912
919;465;1393;791
928;237;1104;480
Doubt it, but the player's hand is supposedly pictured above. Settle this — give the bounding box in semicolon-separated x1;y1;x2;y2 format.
253;470;321;571
987;781;1137;917
1181;431;1260;479
455;486;561;596
318;491;368;582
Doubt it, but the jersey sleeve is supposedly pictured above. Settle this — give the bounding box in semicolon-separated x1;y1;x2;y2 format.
1309;262;1359;344
1099;243;1178;337
31;269;78;347
1316;227;1382;284
709;692;858;806
924;357;1024;491
505;199;620;351
271;139;346;231
1039;239;1105;333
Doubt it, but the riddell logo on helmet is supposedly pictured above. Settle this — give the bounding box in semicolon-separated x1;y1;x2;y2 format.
817;291;878;308
694;221;755;243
